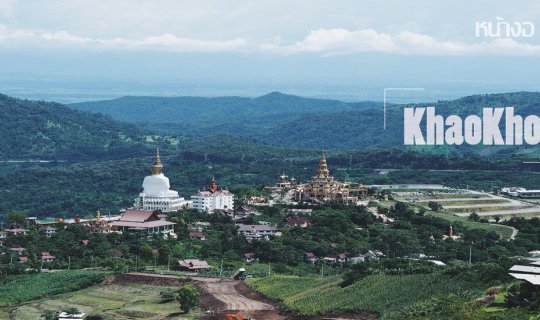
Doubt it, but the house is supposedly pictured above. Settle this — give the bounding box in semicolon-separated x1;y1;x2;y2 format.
0;231;7;239
189;232;206;241
244;252;258;263
7;228;28;236
109;209;176;237
288;208;313;216
80;239;89;246
236;224;278;241
284;216;310;228
10;245;25;255
348;256;365;264
304;252;318;264
41;251;55;262
323;256;338;263
409;253;427;260
177;259;212;272
39;226;57;238
18;256;28;264
58;311;85;320
187;224;204;233
363;250;385;260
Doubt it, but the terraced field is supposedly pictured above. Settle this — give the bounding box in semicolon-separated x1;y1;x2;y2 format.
6;284;199;320
396;189;540;219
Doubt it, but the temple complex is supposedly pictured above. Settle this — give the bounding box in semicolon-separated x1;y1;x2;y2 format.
191;177;234;212
133;149;191;212
294;150;358;204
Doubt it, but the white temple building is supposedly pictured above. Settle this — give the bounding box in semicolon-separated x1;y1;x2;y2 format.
191;178;234;212
133;149;191;212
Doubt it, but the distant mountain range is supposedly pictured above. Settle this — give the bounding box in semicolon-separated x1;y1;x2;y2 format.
69;91;540;156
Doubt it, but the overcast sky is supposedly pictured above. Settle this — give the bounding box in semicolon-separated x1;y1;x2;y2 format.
0;0;539;101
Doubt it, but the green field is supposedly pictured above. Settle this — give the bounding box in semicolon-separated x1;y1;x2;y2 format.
0;271;108;307
427;212;515;239
6;284;199;320
246;274;482;319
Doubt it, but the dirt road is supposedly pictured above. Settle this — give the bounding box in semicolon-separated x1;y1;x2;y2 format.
196;277;275;311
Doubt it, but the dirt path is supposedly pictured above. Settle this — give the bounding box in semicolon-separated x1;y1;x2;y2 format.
198;278;275;311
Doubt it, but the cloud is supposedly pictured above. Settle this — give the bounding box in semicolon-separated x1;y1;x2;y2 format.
266;28;540;56
1;26;248;52
262;28;396;54
0;24;539;55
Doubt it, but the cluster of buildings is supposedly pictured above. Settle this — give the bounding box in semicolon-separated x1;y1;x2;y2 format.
499;187;540;198
133;149;234;213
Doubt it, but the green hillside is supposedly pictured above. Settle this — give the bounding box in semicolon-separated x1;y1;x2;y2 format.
0;94;171;160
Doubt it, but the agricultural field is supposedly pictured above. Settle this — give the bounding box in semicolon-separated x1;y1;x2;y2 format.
426;212;516;239
246;273;483;319
5;284;200;320
0;271;108;307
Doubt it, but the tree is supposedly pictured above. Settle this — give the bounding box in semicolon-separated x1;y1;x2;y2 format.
7;211;27;227
41;311;59;320
427;201;442;212
468;212;480;222
176;285;200;313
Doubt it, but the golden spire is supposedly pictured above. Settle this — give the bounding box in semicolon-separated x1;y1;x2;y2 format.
96;209;101;221
150;148;163;175
317;148;330;177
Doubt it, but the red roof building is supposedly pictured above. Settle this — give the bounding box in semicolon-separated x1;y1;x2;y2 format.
109;210;176;237
189;232;206;241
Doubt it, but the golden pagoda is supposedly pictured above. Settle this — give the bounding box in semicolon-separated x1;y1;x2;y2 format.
294;150;357;204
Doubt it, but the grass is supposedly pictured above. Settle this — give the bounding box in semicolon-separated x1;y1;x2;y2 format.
246;273;483;319
427;211;515;239
0;270;108;307
9;284;200;320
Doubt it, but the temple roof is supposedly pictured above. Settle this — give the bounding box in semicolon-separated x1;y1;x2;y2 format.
316;149;330;177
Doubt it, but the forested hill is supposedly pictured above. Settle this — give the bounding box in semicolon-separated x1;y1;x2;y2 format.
69;92;381;133
69;91;540;155
0;94;171;160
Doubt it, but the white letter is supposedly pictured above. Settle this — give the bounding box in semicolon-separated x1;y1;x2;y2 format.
464;115;482;145
524;115;540;145
445;115;463;145
404;108;425;145
522;22;535;37
426;107;444;145
483;108;504;145
505;107;523;145
476;21;490;37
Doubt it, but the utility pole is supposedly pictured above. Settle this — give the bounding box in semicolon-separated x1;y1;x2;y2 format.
469;243;472;265
220;259;224;278
167;255;171;271
91;255;94;268
267;262;271;277
320;263;324;276
68;256;71;270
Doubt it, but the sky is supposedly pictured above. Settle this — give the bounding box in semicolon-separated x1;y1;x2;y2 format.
0;0;539;102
